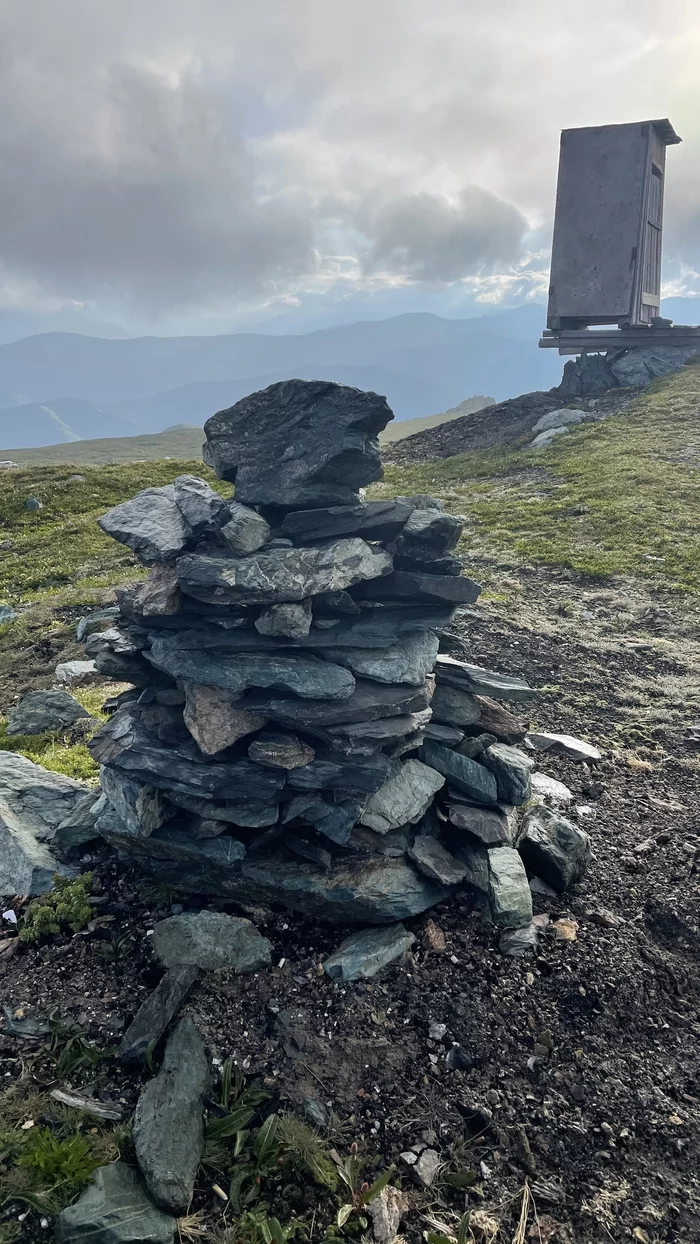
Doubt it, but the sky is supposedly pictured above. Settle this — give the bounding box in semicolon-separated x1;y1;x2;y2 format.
1;0;699;335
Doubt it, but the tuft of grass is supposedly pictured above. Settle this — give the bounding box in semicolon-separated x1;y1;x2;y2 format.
372;366;700;590
0;723;99;781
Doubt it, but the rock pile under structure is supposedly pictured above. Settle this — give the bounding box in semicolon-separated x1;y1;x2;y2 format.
82;378;590;928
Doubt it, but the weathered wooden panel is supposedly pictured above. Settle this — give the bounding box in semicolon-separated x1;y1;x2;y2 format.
547;122;650;327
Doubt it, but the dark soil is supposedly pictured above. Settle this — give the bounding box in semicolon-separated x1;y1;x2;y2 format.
384;387;643;464
2;575;700;1243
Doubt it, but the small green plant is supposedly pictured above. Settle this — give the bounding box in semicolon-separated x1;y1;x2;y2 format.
16;1128;98;1192
46;1017;113;1080
426;1211;473;1244
225;1209;304;1244
334;1144;395;1231
94;933;136;963
19;874;93;944
276;1115;338;1191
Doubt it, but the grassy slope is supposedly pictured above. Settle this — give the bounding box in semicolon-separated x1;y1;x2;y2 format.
373;363;700;589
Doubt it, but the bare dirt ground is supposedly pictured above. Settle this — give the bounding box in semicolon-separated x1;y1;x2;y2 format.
3;557;700;1244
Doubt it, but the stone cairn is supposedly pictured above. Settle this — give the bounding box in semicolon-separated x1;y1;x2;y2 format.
85;379;590;932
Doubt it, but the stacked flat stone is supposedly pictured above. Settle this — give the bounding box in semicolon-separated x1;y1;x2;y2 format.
86;379;588;926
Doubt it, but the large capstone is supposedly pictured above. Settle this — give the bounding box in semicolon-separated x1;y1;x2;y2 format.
202;379;394;506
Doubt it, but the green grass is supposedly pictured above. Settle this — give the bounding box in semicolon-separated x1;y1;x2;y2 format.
0;460;231;603
372;364;700;589
0;683;113;782
0;426;206;467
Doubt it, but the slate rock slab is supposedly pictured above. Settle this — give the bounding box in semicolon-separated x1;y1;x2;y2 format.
532;407;587;433
202;379;394;507
408;835;468;886
526;731;602;762
530;772;574;807
76;606;121;642
55;1162;176;1244
130;565;182;617
100;767;172;837
279;499;413;544
481;743;534;805
6;689;89;736
324;924;415;981
220;502;271;555
152;910;272;972
420;741;497;805
355;569;481;606
177;538;392;607
243;677;433;729
436;655;536;702
119;965;199;1064
288;751;391;795
140;847;452;924
424;722;464;746
447;803;511;846
518;805;592;891
167;791;279;828
0;750;91;839
0;813;75;896
323;631;439;686
55;659;98;686
361;759;445;833
392;508;464;557
430;683;480;728
149;640;355;702
172;475;230;537
488;847;533;928
133;1018;209;1213
98;485;192;564
255;600;312;638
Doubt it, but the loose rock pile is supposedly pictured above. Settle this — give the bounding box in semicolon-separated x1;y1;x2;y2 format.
70;379;590;928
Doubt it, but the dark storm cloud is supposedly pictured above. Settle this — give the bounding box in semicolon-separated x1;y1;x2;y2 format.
361;188;527;281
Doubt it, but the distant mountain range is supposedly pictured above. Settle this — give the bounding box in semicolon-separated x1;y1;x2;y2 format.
0;297;697;450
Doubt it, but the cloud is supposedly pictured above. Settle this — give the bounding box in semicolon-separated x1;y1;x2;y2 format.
0;0;698;323
360;188;527;281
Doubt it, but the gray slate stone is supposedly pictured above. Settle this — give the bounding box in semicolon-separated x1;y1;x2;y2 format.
447;803;511;846
436;655;536;702
202;379;394;506
130;565;182;617
55;1162;175;1244
420;740;498;805
324;924;415;981
488;847;533;928
323;631;439;686
242;677;433;728
355;570;481;606
0;603;18;624
55;659;98;686
220;502;271;554
100;766;172;837
319;709;431;756
119;965;199;1064
167;791;279;828
430;683;480;727
123;834;452;923
172;475;229;536
529;426;570;449
149;640;355;702
152;910;272;972
278;500;413;544
98;485;192;564
177;538;392;607
6;689;89;736
255;600;312;638
518;804;592;891
133;1018;209;1213
392;508;463;557
408;836;468;886
451;841;491;896
424;722;464;746
457;732;497;758
532;407;587;433
281;793;364;845
0;813;75;896
361;759;445;833
530;771;574;807
151;606;454;653
526;731;601;762
54;790;106;852
610;345;695;387
473;696;529;743
99;823;248;872
0;750;90;839
288;751;391;795
481;743;534;805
